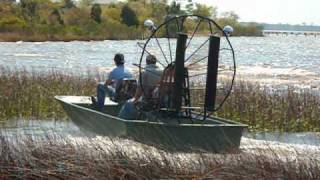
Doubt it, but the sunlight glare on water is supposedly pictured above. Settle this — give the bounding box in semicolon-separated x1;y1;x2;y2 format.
0;36;319;73
0;36;319;88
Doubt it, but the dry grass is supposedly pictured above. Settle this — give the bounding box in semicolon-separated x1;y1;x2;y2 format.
0;129;319;179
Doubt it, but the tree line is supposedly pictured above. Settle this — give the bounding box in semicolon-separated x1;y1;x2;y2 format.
0;0;262;41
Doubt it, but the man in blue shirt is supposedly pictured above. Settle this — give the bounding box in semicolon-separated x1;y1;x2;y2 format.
92;53;133;109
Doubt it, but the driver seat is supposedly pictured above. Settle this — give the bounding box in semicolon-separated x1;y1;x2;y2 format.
113;78;137;102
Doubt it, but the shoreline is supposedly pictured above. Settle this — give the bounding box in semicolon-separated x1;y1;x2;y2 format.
0;33;263;43
0;34;127;42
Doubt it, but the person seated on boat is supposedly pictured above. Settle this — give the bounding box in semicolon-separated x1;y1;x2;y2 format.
92;53;133;109
118;54;163;120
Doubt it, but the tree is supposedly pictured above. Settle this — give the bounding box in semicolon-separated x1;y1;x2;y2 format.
121;5;139;27
50;8;64;25
91;4;102;23
167;1;184;15
64;0;75;9
20;0;38;17
0;0;15;3
0;15;27;32
221;11;239;22
79;0;93;7
149;0;167;24
185;0;194;14
103;5;121;22
192;3;216;18
0;2;14;15
218;11;240;29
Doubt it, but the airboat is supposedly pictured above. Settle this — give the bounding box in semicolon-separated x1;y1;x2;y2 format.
55;15;247;152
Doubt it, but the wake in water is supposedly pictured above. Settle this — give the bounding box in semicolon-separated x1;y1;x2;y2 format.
2;120;320;160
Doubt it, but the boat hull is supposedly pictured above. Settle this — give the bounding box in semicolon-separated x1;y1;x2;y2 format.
55;96;247;152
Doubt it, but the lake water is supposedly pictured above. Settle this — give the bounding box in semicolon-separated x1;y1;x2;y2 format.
1;36;320;89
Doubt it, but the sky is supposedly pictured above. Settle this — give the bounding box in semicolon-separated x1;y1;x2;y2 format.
194;0;320;25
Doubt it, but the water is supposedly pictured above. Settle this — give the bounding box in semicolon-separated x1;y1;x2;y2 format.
1;36;320;88
244;132;320;146
5;120;320;146
1;120;319;157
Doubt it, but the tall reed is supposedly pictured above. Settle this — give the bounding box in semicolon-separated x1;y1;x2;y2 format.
0;130;319;179
1;68;319;132
219;82;320;132
0;67;96;121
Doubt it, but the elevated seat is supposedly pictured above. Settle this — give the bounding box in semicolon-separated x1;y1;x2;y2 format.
113;78;137;102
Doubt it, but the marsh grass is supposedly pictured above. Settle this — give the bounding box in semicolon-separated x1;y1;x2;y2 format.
0;130;319;179
0;67;97;121
1;69;320;179
0;68;319;132
191;82;320;132
223;83;320;132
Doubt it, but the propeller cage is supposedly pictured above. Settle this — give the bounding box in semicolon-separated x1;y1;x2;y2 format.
138;15;236;119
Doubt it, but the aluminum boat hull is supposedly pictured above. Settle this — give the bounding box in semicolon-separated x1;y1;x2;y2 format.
55;96;247;152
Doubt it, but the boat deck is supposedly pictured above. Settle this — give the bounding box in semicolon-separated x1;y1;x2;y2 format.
56;96;245;126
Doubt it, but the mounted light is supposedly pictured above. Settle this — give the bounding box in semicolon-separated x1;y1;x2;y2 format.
144;19;156;31
223;25;234;35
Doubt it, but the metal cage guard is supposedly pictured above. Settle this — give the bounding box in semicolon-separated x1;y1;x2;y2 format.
138;15;236;121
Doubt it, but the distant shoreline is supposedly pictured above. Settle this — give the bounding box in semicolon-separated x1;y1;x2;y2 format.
0;33;263;42
0;1;263;42
0;33;131;42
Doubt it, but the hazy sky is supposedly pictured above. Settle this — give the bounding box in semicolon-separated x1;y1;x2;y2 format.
195;0;320;25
